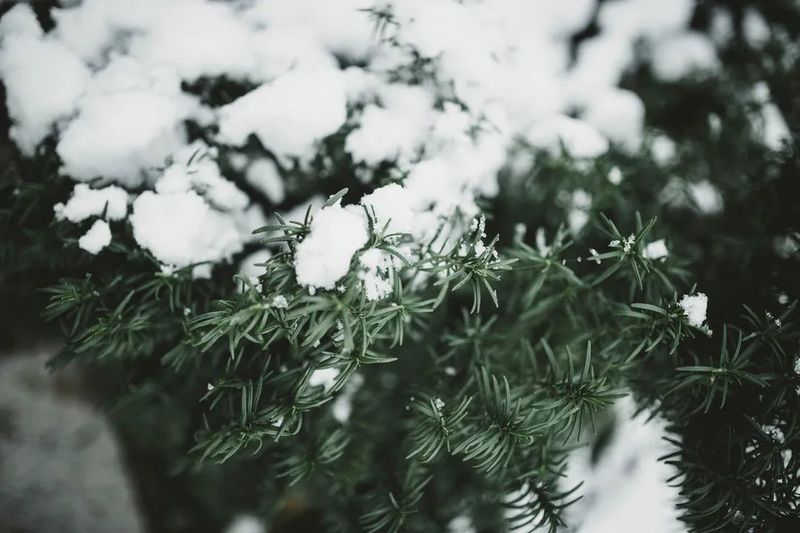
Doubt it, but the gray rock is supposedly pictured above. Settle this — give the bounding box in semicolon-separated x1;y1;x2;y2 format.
0;347;145;533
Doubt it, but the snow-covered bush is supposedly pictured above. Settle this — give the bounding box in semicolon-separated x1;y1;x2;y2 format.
0;1;797;532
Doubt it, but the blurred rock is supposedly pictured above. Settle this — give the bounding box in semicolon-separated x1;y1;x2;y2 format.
0;346;145;533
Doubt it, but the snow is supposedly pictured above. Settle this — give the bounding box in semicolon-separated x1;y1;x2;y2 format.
332;373;364;423
78;220;112;255
0;0;740;288
583;89;645;153
346;85;435;167
567;189;593;235
156;147;250;212
54;184;129;223
525;116;609;159
564;397;685;533
360;184;415;236
309;367;340;391
751;83;790;152
238;249;272;286
651;135;677;166
650;33;719;82
743;9;771;48
246;159;285;205
130;190;244;270
678;293;709;329
0;5;90;154
643;239;669;261
294;203;369;290
607;167;623;185
688;180;724;215
224;515;265;533
217;68;347;161
358;248;395;302
57;56;197;186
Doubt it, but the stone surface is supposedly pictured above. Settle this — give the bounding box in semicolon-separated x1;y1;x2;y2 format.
0;347;145;533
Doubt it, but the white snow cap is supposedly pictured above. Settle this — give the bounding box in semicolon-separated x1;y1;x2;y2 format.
54;184;128;223
130;190;243;270
0;5;90;154
78;219;111;255
218;68;347;160
294;202;368;290
678;293;709;329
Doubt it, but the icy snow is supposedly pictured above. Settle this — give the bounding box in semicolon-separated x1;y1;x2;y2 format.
294;203;369;290
54;184;128;223
78;219;112;255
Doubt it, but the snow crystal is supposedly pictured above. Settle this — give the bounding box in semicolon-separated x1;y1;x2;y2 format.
643;239;669;261
295;203;368;290
246;159;285;205
78;219;111;255
54;184;128;223
130;190;243;270
678;293;709;329
217;68;347;161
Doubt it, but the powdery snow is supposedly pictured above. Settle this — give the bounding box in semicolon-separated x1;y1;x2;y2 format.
0;5;90;154
217;68;347;161
678;293;709;329
294;203;369;290
54;184;128;223
130;190;243;269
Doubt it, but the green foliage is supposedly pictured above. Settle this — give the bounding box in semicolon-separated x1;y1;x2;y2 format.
2;2;800;533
